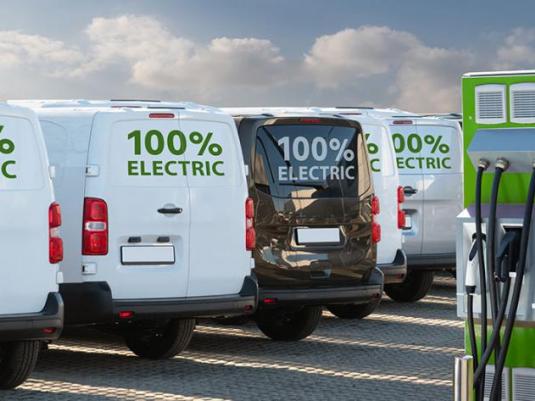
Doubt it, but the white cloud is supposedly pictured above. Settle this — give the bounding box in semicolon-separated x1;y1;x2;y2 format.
394;47;474;112
495;27;535;69
304;26;421;87
0;31;83;77
0;16;531;112
72;15;286;100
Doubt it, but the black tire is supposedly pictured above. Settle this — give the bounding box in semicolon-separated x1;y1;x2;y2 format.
385;270;435;302
327;295;382;319
125;318;195;360
256;306;322;341
0;341;40;389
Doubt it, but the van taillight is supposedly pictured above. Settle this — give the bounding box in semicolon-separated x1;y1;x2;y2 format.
371;196;381;243
82;198;108;255
371;196;380;215
397;186;405;204
372;221;381;243
396;186;406;229
49;202;63;264
245;197;256;251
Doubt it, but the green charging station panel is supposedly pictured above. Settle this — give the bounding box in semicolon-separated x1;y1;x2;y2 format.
463;71;535;207
463;71;535;374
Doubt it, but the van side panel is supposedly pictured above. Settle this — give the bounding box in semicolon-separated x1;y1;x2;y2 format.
364;123;400;265
388;122;425;256
418;122;463;255
181;115;250;297
0;114;56;314
40;115;93;283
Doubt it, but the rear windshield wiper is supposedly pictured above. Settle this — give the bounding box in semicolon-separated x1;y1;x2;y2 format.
279;182;328;190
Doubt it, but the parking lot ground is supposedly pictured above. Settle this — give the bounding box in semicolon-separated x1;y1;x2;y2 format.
10;275;462;401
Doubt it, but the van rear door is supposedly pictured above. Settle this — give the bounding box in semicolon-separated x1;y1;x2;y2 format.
251;117;374;287
179;111;250;297
416;121;463;256
0;110;56;314
85;110;190;300
388;119;424;257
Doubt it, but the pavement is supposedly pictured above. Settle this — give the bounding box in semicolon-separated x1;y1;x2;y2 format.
8;275;462;401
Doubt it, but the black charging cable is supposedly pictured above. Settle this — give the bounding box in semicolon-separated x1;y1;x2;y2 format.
489;165;535;401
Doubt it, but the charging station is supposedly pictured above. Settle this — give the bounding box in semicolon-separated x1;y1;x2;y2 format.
456;71;535;401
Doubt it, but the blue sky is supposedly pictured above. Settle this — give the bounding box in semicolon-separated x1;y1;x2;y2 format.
0;0;534;111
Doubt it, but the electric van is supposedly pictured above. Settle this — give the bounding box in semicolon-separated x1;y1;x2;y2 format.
11;99;257;359
228;110;383;339
357;108;463;301
224;107;407;292
0;103;63;388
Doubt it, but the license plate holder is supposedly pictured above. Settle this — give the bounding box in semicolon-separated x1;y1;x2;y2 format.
296;228;341;245
121;245;175;265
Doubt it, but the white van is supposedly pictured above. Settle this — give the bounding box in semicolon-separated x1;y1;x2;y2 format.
12;99;257;359
223;107;407;288
0;103;63;388
359;108;463;301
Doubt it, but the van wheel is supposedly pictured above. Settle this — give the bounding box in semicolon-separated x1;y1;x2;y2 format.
327;296;381;319
124;318;195;360
0;341;40;389
385;270;434;302
256;306;322;341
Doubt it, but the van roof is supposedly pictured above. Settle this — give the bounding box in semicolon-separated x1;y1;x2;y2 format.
9;99;223;114
0;101;39;119
463;70;535;78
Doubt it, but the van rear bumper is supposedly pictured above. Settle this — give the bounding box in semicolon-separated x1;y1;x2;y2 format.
258;267;383;307
0;292;63;342
407;252;456;269
378;249;407;284
60;277;258;324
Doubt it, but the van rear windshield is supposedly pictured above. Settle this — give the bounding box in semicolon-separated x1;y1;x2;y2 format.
254;124;359;198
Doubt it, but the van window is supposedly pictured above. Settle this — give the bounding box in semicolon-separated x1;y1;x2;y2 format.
254;124;359;198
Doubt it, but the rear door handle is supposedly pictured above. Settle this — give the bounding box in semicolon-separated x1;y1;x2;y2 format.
403;186;418;196
158;207;183;215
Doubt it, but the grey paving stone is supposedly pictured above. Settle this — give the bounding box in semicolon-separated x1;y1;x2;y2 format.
9;275;461;401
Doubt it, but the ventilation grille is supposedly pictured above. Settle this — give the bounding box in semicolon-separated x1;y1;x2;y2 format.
513;368;535;401
512;90;535;119
484;365;510;401
478;91;505;120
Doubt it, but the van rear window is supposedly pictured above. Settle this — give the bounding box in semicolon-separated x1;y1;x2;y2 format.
254;124;358;198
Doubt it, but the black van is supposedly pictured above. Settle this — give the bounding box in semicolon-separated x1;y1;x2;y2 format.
233;114;383;340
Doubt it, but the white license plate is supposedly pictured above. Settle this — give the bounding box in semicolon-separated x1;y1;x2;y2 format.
296;228;341;244
121;245;175;265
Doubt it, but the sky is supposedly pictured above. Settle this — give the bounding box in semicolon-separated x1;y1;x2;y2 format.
0;0;534;112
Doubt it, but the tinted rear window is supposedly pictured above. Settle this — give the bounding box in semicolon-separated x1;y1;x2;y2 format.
254;124;359;198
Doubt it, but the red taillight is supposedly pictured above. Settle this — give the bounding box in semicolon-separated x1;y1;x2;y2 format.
392;120;413;125
371;196;380;215
299;118;321;123
397;208;406;229
396;186;406;229
397;186;405;204
149;112;175;119
49;202;63;264
118;311;134;319
245;197;256;251
82;198;108;255
262;298;278;305
372;221;381;243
